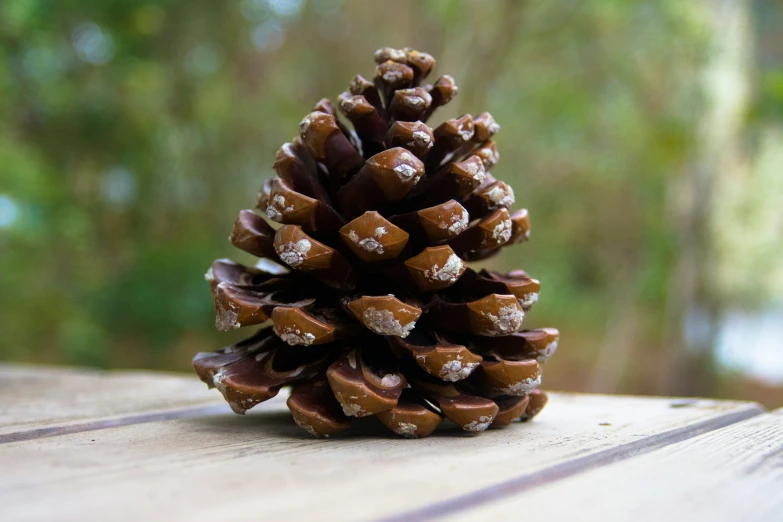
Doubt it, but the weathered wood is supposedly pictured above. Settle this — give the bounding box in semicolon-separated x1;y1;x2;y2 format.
0;368;762;522
0;364;225;442
448;407;783;522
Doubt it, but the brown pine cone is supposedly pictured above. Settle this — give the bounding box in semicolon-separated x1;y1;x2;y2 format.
192;47;560;438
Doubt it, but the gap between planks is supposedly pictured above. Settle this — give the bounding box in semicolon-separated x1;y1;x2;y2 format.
379;401;764;522
0;363;227;443
0;403;229;444
445;407;783;522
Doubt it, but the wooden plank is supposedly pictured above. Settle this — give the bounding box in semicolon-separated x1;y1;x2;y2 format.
0;364;225;442
447;407;783;522
0;389;762;522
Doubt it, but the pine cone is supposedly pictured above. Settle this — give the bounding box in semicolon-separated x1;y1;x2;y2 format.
192;48;560;438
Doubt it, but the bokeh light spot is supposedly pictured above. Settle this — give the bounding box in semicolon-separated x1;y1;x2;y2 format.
72;22;115;66
252;21;285;52
185;44;222;77
269;0;303;18
0;194;19;229
101;167;137;206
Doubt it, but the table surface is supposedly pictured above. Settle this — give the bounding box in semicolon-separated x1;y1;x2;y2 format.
1;363;781;522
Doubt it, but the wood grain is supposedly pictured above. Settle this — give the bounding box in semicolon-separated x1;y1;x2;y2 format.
448;407;783;522
0;364;225;442
0;382;762;522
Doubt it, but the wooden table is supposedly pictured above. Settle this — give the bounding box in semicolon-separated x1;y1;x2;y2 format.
1;363;781;521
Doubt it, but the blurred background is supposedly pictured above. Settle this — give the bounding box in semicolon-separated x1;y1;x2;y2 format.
1;0;782;407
